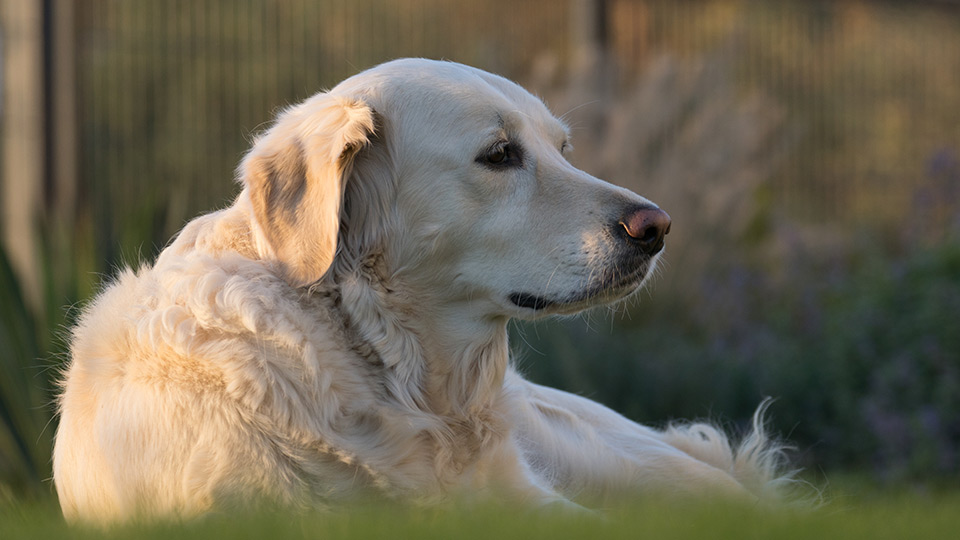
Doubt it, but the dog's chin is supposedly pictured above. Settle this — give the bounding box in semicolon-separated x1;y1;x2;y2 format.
507;262;654;318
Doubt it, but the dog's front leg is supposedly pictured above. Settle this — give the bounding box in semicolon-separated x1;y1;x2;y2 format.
469;436;584;512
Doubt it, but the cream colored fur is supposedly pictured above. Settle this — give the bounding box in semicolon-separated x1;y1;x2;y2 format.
54;59;791;524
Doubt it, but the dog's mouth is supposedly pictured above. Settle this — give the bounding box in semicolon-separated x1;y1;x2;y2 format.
508;260;654;315
509;293;556;311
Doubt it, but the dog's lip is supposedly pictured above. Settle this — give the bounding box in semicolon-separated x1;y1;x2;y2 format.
509;293;556;311
508;261;652;313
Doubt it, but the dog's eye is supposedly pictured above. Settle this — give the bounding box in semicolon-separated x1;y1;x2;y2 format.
478;141;522;169
488;144;509;164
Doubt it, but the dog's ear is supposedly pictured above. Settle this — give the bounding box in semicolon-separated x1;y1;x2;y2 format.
241;95;375;287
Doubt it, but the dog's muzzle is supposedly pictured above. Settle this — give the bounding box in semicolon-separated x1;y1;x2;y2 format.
508;205;671;313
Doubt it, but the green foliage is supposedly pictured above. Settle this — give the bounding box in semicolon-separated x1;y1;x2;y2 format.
0;227;86;499
0;248;47;498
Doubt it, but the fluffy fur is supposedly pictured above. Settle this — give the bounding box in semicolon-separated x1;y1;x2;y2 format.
54;58;791;523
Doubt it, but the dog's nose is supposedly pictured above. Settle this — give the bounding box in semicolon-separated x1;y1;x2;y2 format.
620;206;672;256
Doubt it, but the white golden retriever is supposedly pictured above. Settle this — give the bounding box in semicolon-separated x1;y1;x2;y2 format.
54;58;789;523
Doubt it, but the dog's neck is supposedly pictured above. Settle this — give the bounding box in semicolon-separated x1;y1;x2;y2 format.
331;256;510;419
416;308;510;416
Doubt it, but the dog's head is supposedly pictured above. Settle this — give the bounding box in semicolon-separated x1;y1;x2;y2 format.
240;59;670;320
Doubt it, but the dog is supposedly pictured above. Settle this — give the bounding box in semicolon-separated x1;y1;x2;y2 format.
54;58;789;523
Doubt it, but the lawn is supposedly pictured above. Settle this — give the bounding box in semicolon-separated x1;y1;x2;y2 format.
3;485;959;540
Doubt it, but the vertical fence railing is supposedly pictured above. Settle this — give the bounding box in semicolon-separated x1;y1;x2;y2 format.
3;0;959;288
1;1;45;312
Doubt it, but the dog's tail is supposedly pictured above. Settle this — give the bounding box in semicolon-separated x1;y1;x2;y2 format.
659;399;809;503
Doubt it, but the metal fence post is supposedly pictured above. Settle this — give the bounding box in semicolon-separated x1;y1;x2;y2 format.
1;0;45;312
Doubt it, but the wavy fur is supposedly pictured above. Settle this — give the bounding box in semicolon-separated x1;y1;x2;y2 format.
54;59;795;524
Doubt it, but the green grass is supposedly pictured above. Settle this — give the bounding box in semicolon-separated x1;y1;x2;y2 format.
3;488;960;540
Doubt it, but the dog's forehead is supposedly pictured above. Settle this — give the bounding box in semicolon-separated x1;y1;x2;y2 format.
336;59;567;140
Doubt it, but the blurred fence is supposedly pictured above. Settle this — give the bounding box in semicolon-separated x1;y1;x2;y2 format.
607;1;960;229
3;0;959;298
1;0;960;496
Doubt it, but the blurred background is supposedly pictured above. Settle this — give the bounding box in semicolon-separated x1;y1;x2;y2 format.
1;0;958;502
